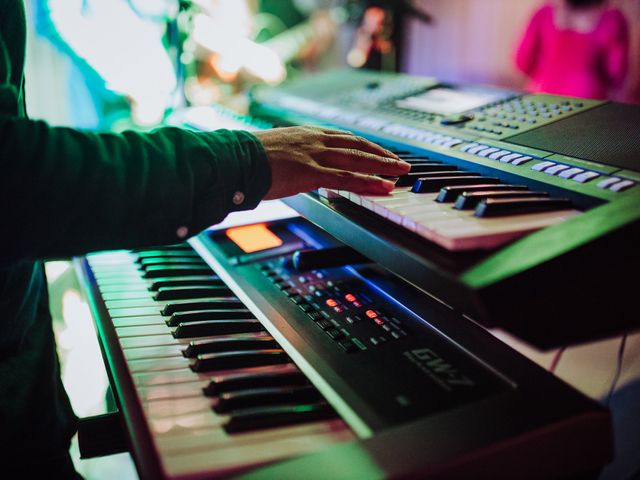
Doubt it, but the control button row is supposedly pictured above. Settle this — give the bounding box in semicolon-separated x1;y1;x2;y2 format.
530;162;635;191
459;143;533;166
382;123;464;149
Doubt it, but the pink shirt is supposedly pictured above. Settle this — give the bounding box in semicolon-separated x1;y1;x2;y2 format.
515;5;629;99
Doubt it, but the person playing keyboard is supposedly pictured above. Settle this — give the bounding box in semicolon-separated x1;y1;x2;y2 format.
0;3;410;476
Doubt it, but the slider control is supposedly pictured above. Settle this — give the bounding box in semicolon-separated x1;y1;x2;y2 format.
283;246;370;271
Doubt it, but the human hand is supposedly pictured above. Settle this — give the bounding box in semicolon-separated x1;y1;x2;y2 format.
255;126;411;200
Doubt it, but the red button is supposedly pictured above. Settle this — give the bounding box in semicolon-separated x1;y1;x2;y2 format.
365;309;378;319
345;294;356;302
326;299;338;307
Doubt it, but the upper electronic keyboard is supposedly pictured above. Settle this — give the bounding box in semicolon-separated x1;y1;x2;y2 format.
75;217;611;479
251;68;638;253
249;68;640;347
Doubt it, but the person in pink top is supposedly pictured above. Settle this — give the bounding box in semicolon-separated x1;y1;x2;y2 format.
515;0;630;100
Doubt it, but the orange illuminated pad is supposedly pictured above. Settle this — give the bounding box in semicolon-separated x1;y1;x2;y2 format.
226;223;283;253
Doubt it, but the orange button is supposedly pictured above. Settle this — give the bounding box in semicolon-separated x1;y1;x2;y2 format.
365;309;378;319
326;299;338;307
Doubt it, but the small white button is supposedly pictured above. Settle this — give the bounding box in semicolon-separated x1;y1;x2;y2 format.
232;191;245;205
176;226;189;239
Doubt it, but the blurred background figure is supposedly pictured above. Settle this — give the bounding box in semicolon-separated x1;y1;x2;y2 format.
33;0;180;130
183;0;343;109
515;0;630;100
346;0;433;72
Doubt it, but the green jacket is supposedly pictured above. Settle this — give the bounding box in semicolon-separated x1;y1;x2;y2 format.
0;1;271;464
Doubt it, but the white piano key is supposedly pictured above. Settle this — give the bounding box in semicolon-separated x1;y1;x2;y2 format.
110;306;164;317
138;382;208;402
113;315;168;328
143;396;213;419
120;333;178;349
116;324;174;337
124;344;185;361
158;421;353;479
134;369;208;388
127;356;192;373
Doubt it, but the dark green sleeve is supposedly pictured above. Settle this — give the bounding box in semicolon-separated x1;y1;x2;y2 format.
0;115;272;261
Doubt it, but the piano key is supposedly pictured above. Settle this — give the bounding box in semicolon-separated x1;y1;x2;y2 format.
135;250;201;260
162;299;244;316
412;176;500;194
174;320;264;339
99;283;151;294
475;197;573;217
395;165;459;187
191;349;288;372
102;290;154;301
116;324;174;337
139;257;207;267
454;191;549;210
138;382;209;402
113;315;168;328
203;367;307;396
124;344;186;361
106;298;166;310
184;335;278;357
120;333;179;349
149;276;225;291
156;420;352;479
167;309;255;327
143;265;214;278
213;386;321;413
436;184;528;202
223;403;336;434
128;356;192;373
134;369;210;388
154;285;233;301
110;306;164;318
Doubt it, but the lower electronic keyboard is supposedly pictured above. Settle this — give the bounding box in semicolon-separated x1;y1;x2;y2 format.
76;216;612;479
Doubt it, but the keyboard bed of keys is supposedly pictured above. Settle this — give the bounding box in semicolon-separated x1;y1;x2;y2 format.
320;143;580;251
82;245;354;479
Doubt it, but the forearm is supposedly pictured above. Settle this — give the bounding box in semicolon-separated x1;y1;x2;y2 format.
0;117;270;262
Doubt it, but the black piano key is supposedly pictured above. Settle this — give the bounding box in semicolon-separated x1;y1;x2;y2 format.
223;402;336;434
167;309;254;326
162;299;243;316
475;197;573;217
409;162;455;172
213;386;320;413
436;184;528;203
412;176;500;194
203;368;307;396
397;154;432;161
174;319;264;339
191;349;288;372
395;164;459;187
153;285;233;301
148;276;225;291
135;250;201;260
143;265;213;278
184;335;278;357
139;257;207;267
454;190;549;210
131;243;191;252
